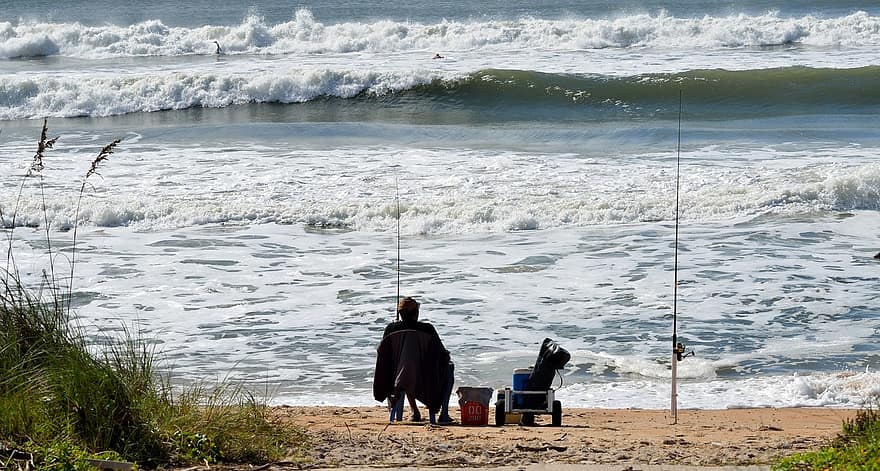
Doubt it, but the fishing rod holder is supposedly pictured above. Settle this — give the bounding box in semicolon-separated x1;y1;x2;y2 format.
675;342;694;361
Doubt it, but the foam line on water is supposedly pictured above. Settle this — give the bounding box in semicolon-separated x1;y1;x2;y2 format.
2;143;879;234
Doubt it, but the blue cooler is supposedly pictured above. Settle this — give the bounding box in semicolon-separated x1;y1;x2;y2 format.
512;367;532;408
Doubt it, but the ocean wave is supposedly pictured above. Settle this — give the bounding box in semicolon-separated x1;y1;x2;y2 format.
266;370;880;408
0;69;444;120
424;66;880;112
2;155;879;233
2;66;879;120
2;9;879;59
556;371;880;409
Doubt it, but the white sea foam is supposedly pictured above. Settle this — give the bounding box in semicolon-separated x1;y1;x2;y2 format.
267;371;880;408
2;143;879;234
555;370;880;409
2;11;880;60
5;204;877;409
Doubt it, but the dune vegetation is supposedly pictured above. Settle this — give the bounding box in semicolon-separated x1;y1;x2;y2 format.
774;407;880;471
0;120;306;469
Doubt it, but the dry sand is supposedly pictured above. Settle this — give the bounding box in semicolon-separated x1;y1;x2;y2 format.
263;406;856;469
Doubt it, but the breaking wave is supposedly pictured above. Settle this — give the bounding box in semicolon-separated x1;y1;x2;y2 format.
2;9;880;59
2;66;879;120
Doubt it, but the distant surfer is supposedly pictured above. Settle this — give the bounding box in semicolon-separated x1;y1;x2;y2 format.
432;53;443;59
213;41;222;55
874;252;880;260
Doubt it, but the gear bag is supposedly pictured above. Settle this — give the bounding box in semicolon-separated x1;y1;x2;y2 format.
522;338;570;408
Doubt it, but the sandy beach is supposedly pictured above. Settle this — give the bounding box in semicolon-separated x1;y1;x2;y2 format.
260;406;856;469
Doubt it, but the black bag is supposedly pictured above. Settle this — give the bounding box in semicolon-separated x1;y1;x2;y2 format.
519;338;570;412
525;337;570;391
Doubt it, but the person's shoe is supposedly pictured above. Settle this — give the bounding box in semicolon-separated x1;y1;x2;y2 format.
436;415;457;425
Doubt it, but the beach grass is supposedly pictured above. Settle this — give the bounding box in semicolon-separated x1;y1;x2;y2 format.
0;122;307;468
774;407;880;471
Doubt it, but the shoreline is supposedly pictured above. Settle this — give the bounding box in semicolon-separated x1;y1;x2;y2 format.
268;406;856;469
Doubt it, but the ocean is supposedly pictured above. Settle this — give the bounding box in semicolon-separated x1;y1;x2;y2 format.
2;0;879;410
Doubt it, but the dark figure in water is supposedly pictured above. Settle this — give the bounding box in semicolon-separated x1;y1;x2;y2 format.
213;41;222;55
874;252;880;260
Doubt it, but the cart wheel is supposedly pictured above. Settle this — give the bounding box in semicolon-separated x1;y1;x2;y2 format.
494;391;506;426
551;400;562;427
495;400;506;426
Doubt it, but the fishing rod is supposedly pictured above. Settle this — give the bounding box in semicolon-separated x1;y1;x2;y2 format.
671;90;694;424
395;177;401;321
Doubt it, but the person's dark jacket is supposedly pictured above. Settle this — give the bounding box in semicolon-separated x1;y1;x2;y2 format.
373;323;450;413
382;319;439;338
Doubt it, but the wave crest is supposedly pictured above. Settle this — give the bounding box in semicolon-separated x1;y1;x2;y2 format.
0;69;443;120
3;66;879;120
2;10;879;59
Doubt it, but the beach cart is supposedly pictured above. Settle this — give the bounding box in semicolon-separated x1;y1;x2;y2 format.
494;338;569;427
494;386;562;426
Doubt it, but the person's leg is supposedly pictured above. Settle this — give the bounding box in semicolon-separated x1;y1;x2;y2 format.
389;394;405;422
438;362;454;423
407;394;422;421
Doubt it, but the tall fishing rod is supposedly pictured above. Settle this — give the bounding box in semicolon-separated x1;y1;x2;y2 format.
671;90;682;424
395;177;401;321
670;90;694;424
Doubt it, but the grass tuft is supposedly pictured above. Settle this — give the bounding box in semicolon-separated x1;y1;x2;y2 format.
774;406;880;471
1;122;307;468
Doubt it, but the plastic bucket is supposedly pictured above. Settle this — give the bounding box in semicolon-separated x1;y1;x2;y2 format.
461;401;489;425
457;387;494;426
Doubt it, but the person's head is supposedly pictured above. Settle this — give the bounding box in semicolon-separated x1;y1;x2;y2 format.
397;296;420;321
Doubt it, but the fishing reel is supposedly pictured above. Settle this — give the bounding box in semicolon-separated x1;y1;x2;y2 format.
675;342;695;361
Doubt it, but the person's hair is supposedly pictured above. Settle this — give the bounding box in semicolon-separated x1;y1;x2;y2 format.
397;296;420;321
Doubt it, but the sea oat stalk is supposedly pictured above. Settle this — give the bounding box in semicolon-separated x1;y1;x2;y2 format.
4;119;59;297
68;138;121;315
33;120;61;305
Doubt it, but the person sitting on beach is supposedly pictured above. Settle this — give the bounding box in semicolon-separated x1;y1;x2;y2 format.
373;296;455;425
